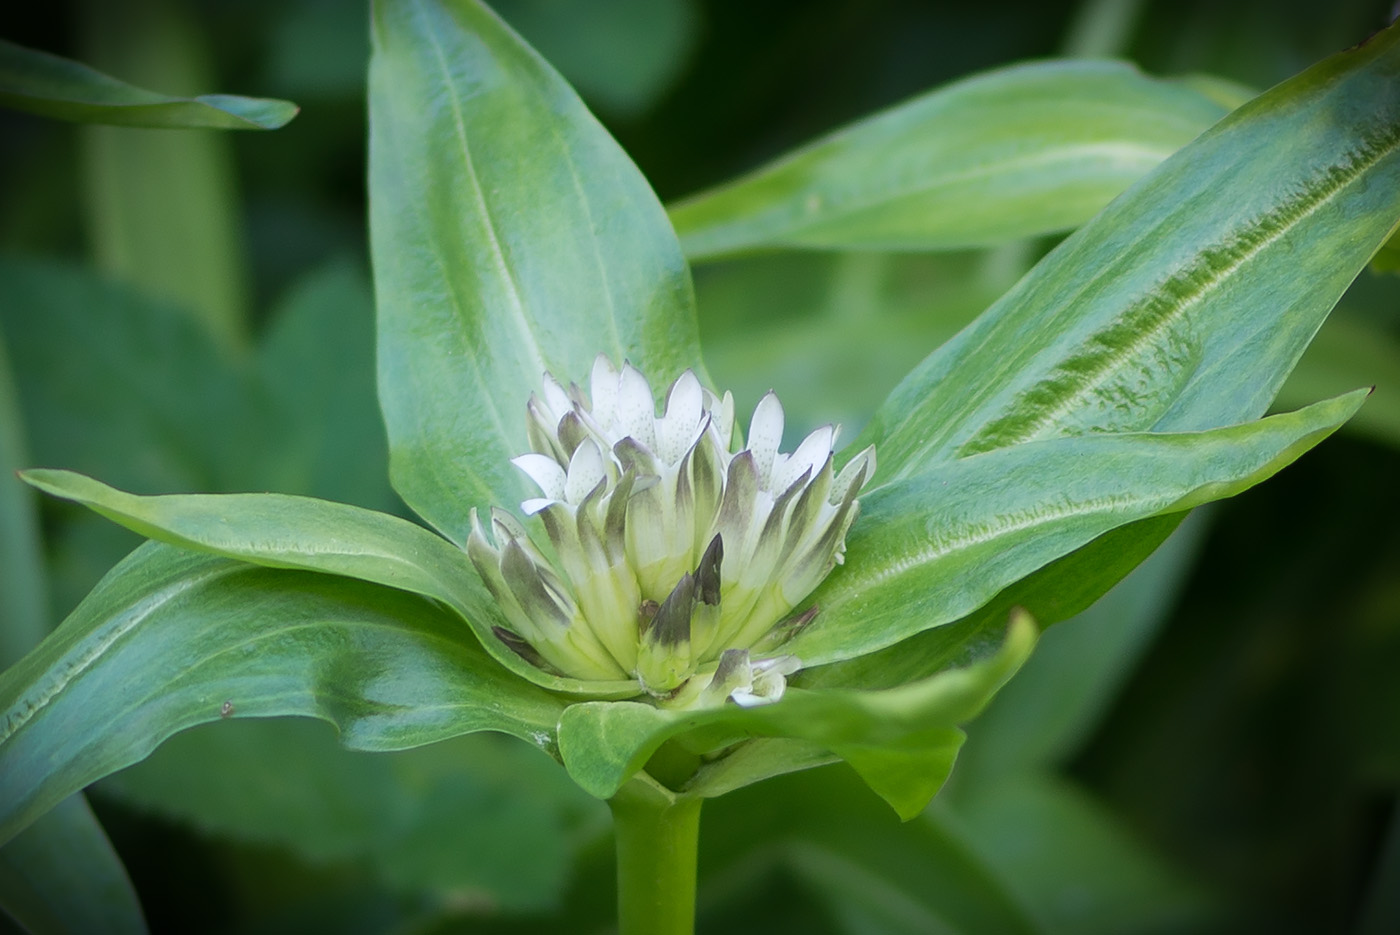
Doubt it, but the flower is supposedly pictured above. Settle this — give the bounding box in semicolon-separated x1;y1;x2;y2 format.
466;356;875;709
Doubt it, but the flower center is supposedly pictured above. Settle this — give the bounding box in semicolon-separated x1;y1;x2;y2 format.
467;356;875;708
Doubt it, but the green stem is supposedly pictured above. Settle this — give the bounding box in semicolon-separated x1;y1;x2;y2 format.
609;781;702;935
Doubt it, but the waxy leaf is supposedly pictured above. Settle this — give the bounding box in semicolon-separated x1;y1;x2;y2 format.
19;470;638;698
792;391;1365;666
668;60;1227;259
370;0;701;545
0;38;296;129
865;24;1400;479
0;543;566;846
556;612;1034;813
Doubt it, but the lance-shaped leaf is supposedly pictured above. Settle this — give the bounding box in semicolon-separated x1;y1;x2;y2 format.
0;543;567;847
0;38;296;129
18;470;639;698
787;390;1364;667
370;0;701;545
556;613;1035;816
865;23;1400;480
668;60;1228;260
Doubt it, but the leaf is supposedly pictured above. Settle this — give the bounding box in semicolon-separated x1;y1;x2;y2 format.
99;720;604;912
369;0;701;545
555;612;1034;811
0;796;147;935
865;25;1400;479
667;60;1228;260
0;38;298;129
789;391;1364;666
19;469;638;698
0;542;566;847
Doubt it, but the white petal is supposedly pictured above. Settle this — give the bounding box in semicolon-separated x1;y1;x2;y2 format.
589;355;620;427
746;391;784;483
771;424;834;494
617;363;658;449
830;444;876;505
541;373;572;423
512;453;567;500
521;497;555;516
658;371;704;463
564;439;608;503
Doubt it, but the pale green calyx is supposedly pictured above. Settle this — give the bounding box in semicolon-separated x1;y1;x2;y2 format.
466;356;875;709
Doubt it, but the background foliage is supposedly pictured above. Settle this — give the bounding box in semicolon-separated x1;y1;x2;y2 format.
1;0;1398;932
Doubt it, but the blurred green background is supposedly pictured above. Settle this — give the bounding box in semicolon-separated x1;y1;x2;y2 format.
1;0;1399;932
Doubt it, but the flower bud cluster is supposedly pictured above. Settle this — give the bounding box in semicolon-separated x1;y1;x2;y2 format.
467;356;874;708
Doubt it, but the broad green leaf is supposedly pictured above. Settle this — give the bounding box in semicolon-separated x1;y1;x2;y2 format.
556;613;1034;810
945;774;1211;934
866;24;1400;479
667;60;1227;260
0;542;566;846
0;38;296;129
19;469;638;698
370;0;701;545
78;0;259;350
100;720;604;912
789;391;1363;666
0;797;147;935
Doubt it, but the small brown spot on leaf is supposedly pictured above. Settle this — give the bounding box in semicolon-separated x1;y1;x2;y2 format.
220;700;234;718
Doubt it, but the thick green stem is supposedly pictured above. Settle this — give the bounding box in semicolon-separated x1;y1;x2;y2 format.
609;782;702;935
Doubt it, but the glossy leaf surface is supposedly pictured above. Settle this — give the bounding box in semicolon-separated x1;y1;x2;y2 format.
865;25;1400;480
0;543;566;846
556;613;1034;812
369;0;700;545
19;470;637;697
669;60;1227;259
791;391;1362;666
0;37;296;129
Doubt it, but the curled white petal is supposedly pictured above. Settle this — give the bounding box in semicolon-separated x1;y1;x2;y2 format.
513;452;567;500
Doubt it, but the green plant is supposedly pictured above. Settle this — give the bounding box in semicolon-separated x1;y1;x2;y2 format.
2;2;1399;932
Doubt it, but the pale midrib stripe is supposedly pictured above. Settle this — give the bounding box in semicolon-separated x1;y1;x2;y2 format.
832;491;1145;603
791;140;1171;230
418;0;548;385
550;118;625;359
0;563;236;747
1003;135;1398;447
895;122;1400;473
